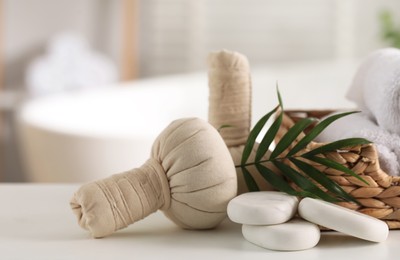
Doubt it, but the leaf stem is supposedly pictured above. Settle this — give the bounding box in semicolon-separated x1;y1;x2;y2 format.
236;155;300;168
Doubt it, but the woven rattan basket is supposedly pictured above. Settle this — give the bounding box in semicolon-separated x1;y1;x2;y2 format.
276;110;400;229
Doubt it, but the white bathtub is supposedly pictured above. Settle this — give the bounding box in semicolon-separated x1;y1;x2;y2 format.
17;60;357;182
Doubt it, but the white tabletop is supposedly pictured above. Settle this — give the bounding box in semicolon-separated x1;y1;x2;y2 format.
0;184;399;260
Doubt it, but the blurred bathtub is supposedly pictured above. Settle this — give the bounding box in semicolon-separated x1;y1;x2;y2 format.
17;60;358;182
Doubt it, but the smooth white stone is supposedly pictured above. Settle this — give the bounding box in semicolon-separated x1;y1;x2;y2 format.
298;197;389;243
227;191;299;225
242;219;320;251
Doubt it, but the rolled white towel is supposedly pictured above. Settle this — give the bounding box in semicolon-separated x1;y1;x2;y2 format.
316;112;400;176
347;48;400;135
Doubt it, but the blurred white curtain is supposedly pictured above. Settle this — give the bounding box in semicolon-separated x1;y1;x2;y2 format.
139;0;341;77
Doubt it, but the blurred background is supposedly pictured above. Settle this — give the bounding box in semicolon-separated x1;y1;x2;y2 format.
1;0;400;183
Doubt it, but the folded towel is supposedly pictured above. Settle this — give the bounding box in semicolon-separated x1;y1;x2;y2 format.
317;112;400;176
319;48;400;176
347;48;400;135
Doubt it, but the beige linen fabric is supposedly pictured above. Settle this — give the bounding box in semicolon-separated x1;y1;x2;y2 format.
208;50;273;194
208;49;251;147
71;118;237;238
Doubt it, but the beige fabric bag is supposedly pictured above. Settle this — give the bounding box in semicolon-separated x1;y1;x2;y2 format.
208;50;273;194
71;118;237;238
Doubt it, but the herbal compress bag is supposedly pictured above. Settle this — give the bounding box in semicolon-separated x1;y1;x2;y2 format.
71;118;237;238
208;50;273;194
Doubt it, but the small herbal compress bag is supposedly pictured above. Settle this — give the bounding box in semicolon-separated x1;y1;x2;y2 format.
208;50;273;194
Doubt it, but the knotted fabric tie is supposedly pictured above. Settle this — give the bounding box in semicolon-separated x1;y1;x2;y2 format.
71;158;170;238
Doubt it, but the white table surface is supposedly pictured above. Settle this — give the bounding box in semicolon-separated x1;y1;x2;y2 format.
1;184;399;260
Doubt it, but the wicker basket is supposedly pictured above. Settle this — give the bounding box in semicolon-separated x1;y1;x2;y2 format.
276;110;400;229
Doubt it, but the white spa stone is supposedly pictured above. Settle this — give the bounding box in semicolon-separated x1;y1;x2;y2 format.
227;191;299;225
242;219;320;251
298;197;389;243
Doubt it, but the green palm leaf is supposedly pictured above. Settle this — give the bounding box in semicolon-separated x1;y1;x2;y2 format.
241;106;279;165
217;124;234;132
303;138;371;157
238;88;369;204
270;117;317;160
255;163;299;196
255;112;283;161
273;161;338;202
306;155;369;185
287;111;360;156
241;166;260;192
290;158;359;204
255;88;284;161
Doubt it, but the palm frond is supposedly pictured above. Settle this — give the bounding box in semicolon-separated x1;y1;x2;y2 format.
238;88;369;203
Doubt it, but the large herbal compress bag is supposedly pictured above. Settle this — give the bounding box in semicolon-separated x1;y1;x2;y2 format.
71;118;237;238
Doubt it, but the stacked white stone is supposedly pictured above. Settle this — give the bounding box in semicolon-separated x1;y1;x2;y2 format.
227;192;389;251
298;198;389;243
